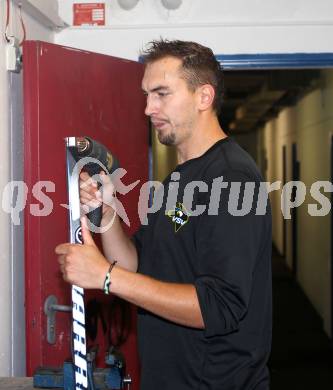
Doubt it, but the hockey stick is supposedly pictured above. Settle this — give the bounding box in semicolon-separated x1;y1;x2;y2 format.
65;137;88;389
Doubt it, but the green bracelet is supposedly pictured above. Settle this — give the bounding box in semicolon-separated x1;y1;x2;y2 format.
103;260;117;295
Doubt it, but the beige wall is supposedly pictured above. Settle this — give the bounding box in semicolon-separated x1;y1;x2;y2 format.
258;108;297;264
258;69;333;337
296;70;333;337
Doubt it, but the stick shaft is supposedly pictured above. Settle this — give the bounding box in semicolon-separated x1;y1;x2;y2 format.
65;137;88;389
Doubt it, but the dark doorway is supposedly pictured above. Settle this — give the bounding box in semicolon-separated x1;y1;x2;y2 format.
282;145;287;257
291;143;300;279
331;135;333;340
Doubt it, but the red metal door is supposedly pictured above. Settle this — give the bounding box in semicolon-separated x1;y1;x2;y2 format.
23;41;148;388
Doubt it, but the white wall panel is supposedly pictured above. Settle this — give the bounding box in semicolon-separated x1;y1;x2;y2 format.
56;0;333;60
0;0;55;376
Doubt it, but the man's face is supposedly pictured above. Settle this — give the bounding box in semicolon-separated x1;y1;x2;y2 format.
142;56;198;147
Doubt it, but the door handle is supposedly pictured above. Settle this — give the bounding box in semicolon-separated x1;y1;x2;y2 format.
44;295;71;344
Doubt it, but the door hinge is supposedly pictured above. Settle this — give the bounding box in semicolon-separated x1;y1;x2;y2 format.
6;36;22;73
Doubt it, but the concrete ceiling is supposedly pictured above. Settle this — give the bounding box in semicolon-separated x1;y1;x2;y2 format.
220;69;320;134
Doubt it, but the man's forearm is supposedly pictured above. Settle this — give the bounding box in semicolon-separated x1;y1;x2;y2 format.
101;213;138;272
57;218;203;328
110;266;205;329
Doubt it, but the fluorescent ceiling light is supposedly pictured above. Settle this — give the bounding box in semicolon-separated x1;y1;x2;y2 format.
161;0;182;10
117;0;140;11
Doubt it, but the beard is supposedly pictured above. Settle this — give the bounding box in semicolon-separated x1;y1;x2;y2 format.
157;129;176;146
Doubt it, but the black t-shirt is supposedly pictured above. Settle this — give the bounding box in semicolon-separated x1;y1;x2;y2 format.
134;137;272;390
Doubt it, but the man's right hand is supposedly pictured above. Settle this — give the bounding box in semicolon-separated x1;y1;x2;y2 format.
79;171;115;224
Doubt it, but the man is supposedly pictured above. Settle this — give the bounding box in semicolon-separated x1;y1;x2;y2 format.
56;39;272;389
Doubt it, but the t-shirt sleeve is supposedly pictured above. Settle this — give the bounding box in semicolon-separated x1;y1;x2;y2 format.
194;170;270;338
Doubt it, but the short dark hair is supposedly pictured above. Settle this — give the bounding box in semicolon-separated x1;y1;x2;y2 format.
141;39;224;115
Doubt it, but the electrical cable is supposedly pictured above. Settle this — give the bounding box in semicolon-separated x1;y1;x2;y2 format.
87;363;96;390
4;0;10;42
108;297;131;348
86;298;107;341
3;0;26;46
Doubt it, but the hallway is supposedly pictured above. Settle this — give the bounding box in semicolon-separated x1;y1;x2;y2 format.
269;249;333;389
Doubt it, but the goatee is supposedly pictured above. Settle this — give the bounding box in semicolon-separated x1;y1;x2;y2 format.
157;131;176;146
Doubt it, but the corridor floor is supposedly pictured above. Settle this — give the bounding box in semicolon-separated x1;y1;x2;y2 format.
269;249;333;389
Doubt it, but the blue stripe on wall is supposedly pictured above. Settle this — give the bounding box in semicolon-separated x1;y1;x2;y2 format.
215;53;333;70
